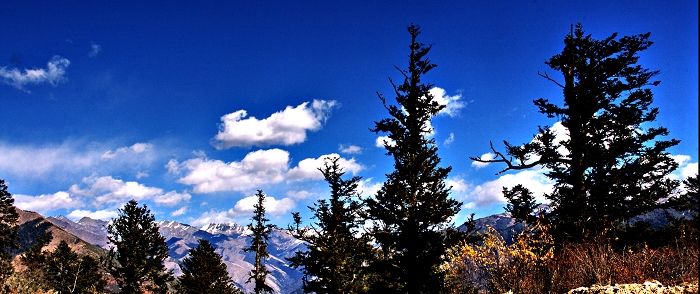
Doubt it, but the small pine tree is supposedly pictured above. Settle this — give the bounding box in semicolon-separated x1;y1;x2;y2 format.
287;157;373;293
107;199;173;294
0;180;19;286
243;190;275;294
177;239;243;294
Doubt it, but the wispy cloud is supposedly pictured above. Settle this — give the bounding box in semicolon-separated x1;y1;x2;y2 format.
444;133;455;146
212;100;337;149
0;56;70;90
89;42;102;57
0;141;159;180
339;144;362;154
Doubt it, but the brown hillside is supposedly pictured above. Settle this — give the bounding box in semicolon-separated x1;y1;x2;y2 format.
13;208;108;259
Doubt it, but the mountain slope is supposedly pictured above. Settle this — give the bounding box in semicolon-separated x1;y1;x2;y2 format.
14;209;108;259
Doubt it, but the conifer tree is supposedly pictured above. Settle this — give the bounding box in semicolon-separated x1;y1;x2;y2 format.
243;190;274;294
176;238;243;294
473;23;680;244
287;157;373;293
0;180;18;287
107;199;173;294
46;240;107;294
367;24;465;293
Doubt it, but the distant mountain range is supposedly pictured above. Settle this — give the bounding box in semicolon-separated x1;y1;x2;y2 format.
45;214;306;294
12;206;682;293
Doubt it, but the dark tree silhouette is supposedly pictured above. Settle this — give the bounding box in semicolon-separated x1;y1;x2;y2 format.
0;180;18;286
176;239;243;294
287;157;373;293
472;23;680;244
107;199;173;294
244;190;275;294
367;24;466;293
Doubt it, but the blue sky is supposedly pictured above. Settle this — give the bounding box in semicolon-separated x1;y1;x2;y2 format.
1;1;697;227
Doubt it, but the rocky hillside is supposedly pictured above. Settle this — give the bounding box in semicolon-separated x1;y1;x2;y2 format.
14;209;108;259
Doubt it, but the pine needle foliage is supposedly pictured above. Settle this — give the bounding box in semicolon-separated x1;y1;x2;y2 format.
288;157;373;294
107;199;173;294
367;24;465;293
176;239;243;294
244;190;275;294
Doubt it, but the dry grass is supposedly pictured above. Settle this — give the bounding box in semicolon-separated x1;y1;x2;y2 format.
448;225;699;293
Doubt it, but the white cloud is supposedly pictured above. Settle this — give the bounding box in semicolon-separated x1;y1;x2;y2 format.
287;154;363;181
682;162;698;179
67;209;118;221
339;144;362;154
286;190;316;200
176;149;290;193
444;133;455;146
0;141;159;180
0;142;100;177
356;178;382;197
70;175;190;207
136;172;149;179
431;87;465;117
14;191;82;214
165;159;180;174
0;56;70;90
171;207;188;217
471;153;496;169
375;135;396;148
230;195;296;218
447;177;469;193
154;191;192;207
463;169;554;208
672;155;692;166
101;143;153;160
190;195;296;226
189;209;235;226
89;42;102;57
212;100;337;149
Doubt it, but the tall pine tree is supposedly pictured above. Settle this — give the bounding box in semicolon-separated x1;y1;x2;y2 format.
176;239;243;294
0;180;18;287
244;190;274;294
107;199;173;294
287;156;373;293
473;24;680;244
367;24;464;293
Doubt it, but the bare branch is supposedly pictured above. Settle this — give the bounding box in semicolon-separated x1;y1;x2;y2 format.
470;141;546;174
538;71;565;88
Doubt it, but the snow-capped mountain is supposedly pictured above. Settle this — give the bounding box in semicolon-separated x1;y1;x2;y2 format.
48;217;305;294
